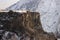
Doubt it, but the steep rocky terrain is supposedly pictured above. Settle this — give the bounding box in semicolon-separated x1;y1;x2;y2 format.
0;11;57;40
5;0;60;38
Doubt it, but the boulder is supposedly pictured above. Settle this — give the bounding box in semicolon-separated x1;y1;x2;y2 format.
0;10;57;40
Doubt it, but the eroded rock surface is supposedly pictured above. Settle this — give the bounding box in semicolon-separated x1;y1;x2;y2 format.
0;11;57;40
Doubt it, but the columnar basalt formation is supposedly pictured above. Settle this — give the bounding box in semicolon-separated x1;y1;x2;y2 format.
0;10;57;40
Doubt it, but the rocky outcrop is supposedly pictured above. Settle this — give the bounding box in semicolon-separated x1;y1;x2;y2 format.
5;0;59;37
0;11;57;40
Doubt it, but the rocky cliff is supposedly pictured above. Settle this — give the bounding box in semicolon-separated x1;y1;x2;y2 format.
5;0;60;37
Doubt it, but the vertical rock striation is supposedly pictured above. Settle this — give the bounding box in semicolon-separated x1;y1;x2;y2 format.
0;10;57;40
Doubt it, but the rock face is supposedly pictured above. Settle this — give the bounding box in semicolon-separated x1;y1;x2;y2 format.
5;0;60;37
0;11;57;40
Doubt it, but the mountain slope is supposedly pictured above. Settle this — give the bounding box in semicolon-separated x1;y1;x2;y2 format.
6;0;40;11
5;0;60;37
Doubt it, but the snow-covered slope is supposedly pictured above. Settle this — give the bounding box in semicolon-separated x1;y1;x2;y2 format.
6;0;40;11
6;0;60;37
0;0;19;9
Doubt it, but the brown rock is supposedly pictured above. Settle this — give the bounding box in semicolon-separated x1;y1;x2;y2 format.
0;10;57;40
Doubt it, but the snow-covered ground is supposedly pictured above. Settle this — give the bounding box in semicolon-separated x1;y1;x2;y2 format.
0;0;19;9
